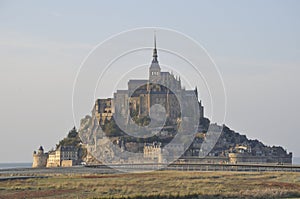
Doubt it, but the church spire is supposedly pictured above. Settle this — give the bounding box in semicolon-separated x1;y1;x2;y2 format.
195;86;198;99
152;31;158;63
149;32;161;82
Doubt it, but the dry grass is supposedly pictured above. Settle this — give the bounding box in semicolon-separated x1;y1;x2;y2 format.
0;171;300;198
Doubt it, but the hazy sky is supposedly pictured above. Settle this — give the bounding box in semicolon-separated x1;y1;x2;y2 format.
0;1;299;163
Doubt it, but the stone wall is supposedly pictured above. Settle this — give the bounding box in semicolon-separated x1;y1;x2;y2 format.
61;160;74;167
228;153;292;164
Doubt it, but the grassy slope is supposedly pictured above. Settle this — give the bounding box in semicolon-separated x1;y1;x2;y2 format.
0;171;300;198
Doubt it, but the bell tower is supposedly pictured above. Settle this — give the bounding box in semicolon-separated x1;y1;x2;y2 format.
149;33;161;83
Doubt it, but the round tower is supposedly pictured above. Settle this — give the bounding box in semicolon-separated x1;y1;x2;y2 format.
32;146;48;168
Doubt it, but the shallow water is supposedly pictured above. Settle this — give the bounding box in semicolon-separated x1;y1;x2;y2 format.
0;162;32;170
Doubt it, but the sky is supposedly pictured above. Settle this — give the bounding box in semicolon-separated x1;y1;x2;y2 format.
0;0;299;163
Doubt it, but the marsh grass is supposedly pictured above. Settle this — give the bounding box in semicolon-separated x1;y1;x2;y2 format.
0;171;300;198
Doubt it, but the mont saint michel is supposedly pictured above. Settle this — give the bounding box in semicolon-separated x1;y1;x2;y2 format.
33;37;292;168
1;2;300;199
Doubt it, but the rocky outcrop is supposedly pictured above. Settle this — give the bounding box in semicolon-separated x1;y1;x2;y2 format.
78;107;292;164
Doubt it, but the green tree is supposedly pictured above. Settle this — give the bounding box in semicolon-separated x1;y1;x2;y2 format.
67;126;78;138
56;126;81;148
103;118;123;137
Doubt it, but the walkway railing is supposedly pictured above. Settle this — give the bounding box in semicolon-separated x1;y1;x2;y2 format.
86;163;300;172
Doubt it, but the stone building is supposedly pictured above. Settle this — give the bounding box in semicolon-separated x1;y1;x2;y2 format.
46;146;78;167
144;142;162;163
33;145;79;168
95;36;204;126
46;150;60;167
95;98;114;125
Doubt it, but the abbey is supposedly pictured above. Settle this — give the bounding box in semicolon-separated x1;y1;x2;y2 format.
32;37;292;167
95;37;204;126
